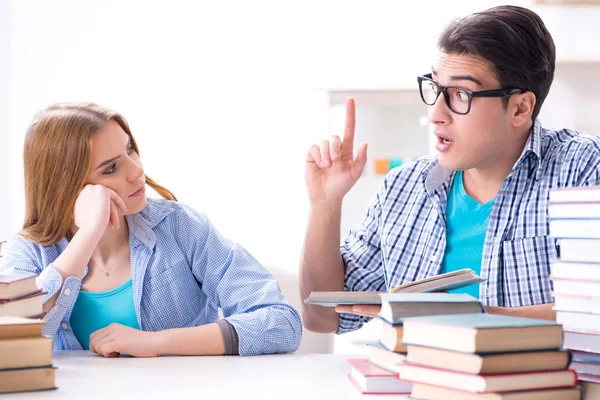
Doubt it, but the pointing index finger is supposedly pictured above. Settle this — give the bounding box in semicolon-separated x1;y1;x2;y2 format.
342;98;356;157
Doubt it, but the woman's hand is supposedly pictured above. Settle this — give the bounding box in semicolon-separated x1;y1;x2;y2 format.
73;184;128;235
89;323;163;358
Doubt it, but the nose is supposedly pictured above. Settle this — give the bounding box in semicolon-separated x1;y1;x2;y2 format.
428;92;452;127
126;156;145;183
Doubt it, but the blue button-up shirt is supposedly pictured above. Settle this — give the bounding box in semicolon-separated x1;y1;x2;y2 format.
339;119;600;334
0;199;302;355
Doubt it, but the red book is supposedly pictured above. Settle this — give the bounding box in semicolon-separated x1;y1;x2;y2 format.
0;291;45;318
0;274;39;300
346;358;412;394
398;362;577;393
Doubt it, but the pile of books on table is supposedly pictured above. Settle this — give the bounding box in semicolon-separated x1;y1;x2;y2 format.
350;292;485;395
549;186;600;397
0;316;55;393
0;272;55;393
306;269;487;395
399;313;580;399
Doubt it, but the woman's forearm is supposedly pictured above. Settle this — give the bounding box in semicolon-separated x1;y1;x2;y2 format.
155;322;226;356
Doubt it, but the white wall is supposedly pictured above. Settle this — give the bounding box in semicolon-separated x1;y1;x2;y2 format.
0;0;10;241
7;0;600;273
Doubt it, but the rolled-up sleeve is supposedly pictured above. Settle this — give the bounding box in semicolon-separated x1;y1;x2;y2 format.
175;205;302;356
0;236;81;340
338;180;387;334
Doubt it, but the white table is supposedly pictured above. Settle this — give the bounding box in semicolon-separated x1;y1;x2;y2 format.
11;351;410;399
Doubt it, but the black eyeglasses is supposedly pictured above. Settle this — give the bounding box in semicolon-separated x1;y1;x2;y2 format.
417;73;527;115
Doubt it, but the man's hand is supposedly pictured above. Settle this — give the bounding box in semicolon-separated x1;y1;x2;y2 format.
486;303;556;321
335;304;381;318
89;323;163;358
305;98;368;203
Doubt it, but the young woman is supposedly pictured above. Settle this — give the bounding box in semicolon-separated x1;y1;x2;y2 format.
0;103;301;357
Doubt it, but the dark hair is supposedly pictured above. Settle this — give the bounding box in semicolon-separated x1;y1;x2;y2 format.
438;5;555;121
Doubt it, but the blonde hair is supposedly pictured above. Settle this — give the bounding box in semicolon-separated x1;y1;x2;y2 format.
22;102;176;246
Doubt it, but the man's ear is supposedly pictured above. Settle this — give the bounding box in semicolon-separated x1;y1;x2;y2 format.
511;92;536;127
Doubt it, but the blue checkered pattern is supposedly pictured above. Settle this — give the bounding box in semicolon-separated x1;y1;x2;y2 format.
339;119;600;333
0;199;302;355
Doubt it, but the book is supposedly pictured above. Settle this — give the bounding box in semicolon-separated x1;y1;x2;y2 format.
571;349;600;364
554;294;600;314
379;293;483;324
401;314;563;353
551;261;600;281
0;274;38;300
549;186;600;203
0;316;45;340
549;218;600;239
379;320;407;353
564;330;600;353
397;363;577;393
579;374;600;384
304;268;483;306
558;238;600;262
570;360;600;376
346;358;411;394
552;278;600;298
0;337;52;370
0;290;45;318
406;345;571;374
556;311;600;334
410;382;582;400
548;201;600;219
0;366;56;394
367;342;406;374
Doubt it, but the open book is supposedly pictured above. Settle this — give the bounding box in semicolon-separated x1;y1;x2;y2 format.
304;268;484;306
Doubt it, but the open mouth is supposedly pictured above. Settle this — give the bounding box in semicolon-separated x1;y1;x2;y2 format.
435;133;454;152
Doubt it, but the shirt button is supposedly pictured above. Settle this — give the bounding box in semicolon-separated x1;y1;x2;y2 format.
64;288;71;296
430;255;438;262
61;323;69;330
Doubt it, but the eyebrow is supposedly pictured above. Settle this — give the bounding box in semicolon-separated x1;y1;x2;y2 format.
431;68;484;88
95;155;120;170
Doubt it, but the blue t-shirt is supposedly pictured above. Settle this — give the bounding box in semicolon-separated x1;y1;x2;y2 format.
439;170;494;298
70;278;140;350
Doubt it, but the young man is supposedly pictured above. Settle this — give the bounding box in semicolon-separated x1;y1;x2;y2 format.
300;5;600;334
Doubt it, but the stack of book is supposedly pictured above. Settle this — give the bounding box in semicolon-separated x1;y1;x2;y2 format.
305;269;486;395
398;313;580;399
549;186;600;395
0;316;55;393
346;292;485;394
0;274;45;318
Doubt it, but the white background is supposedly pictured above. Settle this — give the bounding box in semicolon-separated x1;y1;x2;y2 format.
2;0;600;273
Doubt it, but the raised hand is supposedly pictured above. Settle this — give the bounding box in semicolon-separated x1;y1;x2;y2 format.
305;98;368;203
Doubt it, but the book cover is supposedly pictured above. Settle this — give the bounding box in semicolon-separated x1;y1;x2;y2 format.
402;312;560;330
304;269;483;306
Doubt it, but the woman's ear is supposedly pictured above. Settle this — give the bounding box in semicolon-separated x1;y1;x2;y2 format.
512;92;536;127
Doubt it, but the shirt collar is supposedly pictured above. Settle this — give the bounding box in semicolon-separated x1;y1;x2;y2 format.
125;199;174;250
512;118;542;175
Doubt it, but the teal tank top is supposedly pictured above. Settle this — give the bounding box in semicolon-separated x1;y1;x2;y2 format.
439;170;494;298
70;278;140;350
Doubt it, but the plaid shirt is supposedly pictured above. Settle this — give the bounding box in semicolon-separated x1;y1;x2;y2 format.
339;119;600;333
0;199;302;355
